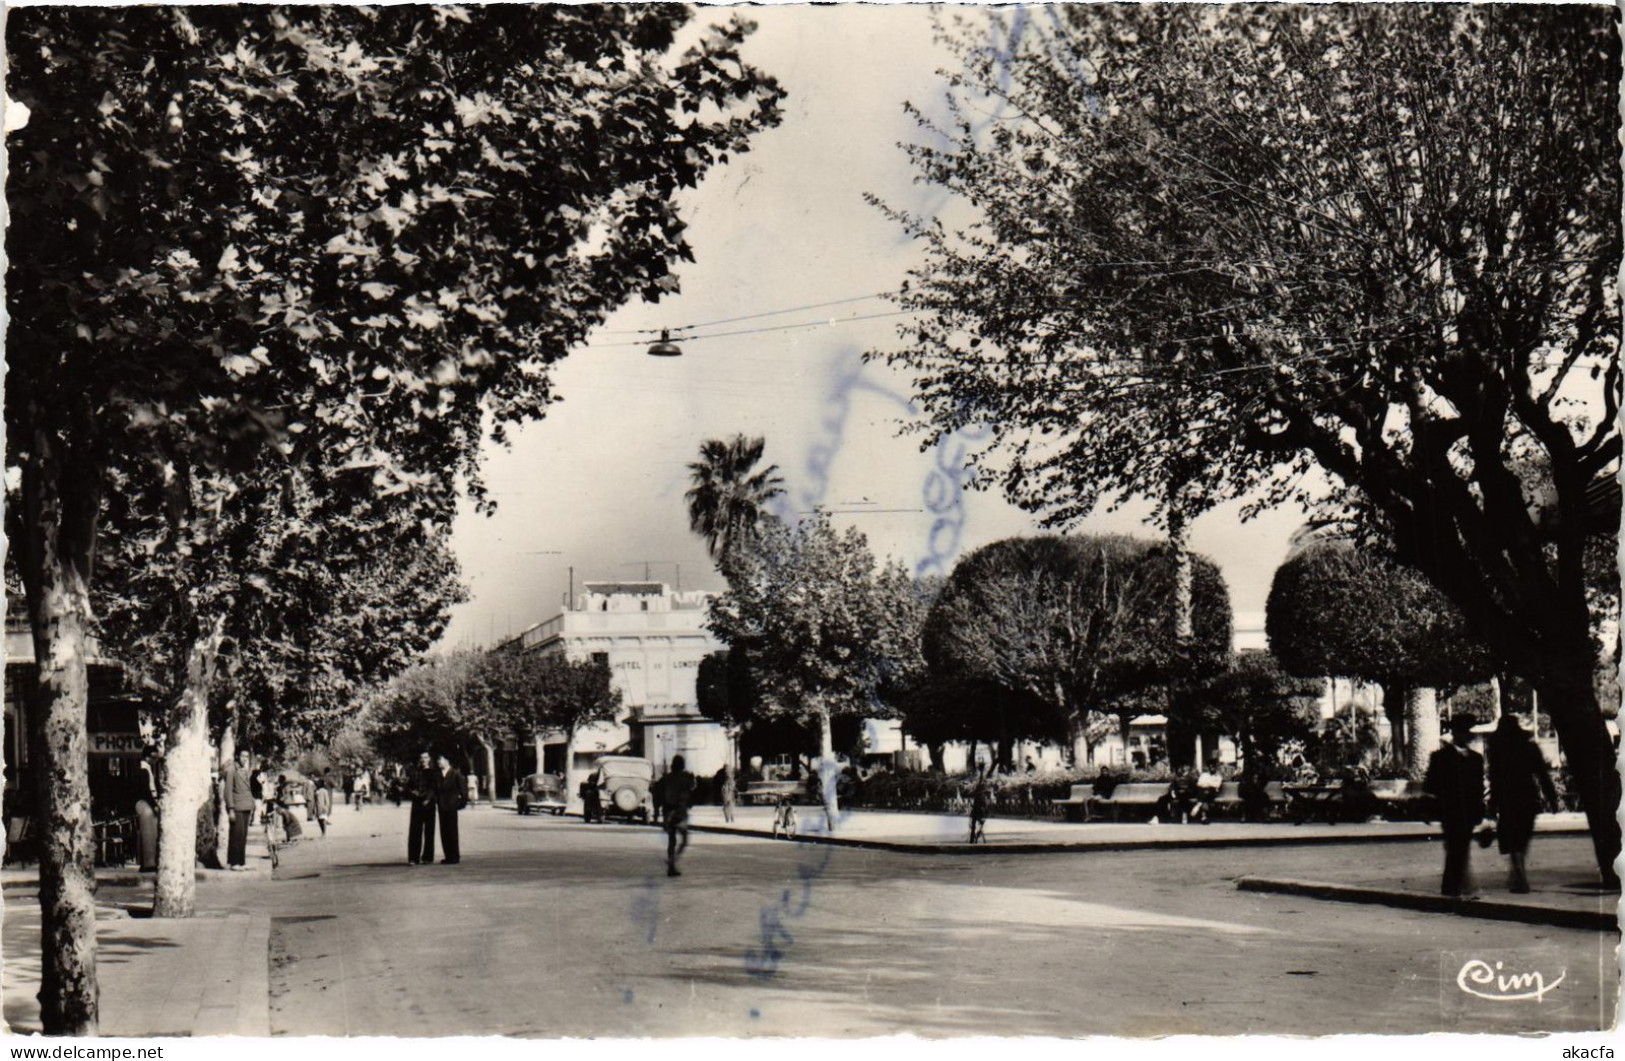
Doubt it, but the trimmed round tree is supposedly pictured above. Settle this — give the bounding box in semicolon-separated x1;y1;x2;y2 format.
921;535;1232;767
1266;540;1494;776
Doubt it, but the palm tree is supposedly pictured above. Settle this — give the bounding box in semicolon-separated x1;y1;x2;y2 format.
685;435;785;563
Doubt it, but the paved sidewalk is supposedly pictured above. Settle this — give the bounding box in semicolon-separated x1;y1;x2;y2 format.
1238;856;1619;931
3;827;282;1036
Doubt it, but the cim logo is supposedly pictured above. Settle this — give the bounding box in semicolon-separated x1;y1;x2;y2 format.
1456;957;1566;1002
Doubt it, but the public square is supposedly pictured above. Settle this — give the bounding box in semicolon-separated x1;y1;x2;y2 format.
4;804;1615;1038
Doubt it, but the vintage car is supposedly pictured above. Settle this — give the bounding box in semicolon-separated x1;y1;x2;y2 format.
514;772;568;816
585;755;655;822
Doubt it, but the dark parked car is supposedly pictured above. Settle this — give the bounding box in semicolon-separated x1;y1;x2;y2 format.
515;772;567;816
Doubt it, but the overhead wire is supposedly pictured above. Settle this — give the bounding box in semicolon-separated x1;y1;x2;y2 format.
590;308;917;349
601;292;898;336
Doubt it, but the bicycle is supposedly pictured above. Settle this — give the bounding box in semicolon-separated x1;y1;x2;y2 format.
260;804;283;869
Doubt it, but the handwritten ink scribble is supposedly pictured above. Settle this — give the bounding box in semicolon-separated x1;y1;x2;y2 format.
744;830;836;979
906;5;1098;230
1456;958;1566;1003
783;351;919;520
789;351;988;584
631;875;663;944
916;415;992;580
742;365;987;978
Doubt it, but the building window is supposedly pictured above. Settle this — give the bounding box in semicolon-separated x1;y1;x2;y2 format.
640;601;648;611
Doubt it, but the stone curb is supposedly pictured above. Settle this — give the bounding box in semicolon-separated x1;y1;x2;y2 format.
683;822;1493;854
549;809;1591;855
1236;875;1619;931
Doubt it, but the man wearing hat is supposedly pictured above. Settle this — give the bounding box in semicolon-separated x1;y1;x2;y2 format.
1423;715;1487;898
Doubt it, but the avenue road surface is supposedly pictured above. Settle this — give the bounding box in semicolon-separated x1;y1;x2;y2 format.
254;804;1615;1038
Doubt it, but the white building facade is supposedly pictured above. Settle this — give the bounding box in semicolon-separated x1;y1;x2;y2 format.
504;582;730;793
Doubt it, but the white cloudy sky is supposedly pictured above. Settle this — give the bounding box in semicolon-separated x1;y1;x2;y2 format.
439;4;1315;650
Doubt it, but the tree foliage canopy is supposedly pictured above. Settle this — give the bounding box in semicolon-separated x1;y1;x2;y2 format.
93;455;466;750
8;5;784;505
1168;652;1321;778
696;647;760;735
523;653;622;743
1266;539;1494;692
368;651;480;764
921;535;1231;732
369;650;619;764
875;3;1620;877
875;4;1617;674
686;435;786;563
707;514;931;729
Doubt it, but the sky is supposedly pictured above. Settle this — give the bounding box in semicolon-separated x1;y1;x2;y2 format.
438;4;1315;652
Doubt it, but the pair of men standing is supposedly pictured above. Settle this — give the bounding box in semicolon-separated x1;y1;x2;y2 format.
408;752;466;865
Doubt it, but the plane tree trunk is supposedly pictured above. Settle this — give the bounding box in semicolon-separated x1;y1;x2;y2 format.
154;617;226;917
19;434;103;1035
1404;687;1441;780
1380;683;1407;772
815;704;839;830
480;737;497;803
1538;656;1621;887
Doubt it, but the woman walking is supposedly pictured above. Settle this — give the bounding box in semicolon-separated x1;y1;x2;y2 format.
1487;715;1558;894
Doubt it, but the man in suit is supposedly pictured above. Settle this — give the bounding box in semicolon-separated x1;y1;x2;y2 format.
1424;714;1486;898
406;750;437;865
222;748;257;871
435;753;466;864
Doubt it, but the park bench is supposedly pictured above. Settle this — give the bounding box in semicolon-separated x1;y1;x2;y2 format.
1224;781;1290;821
742;779;805;805
1209;781;1245;818
1093;782;1170;822
1286;780;1345;824
4;814;35;866
1367;779;1428;821
1258;781;1290;820
1052;783;1096;822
